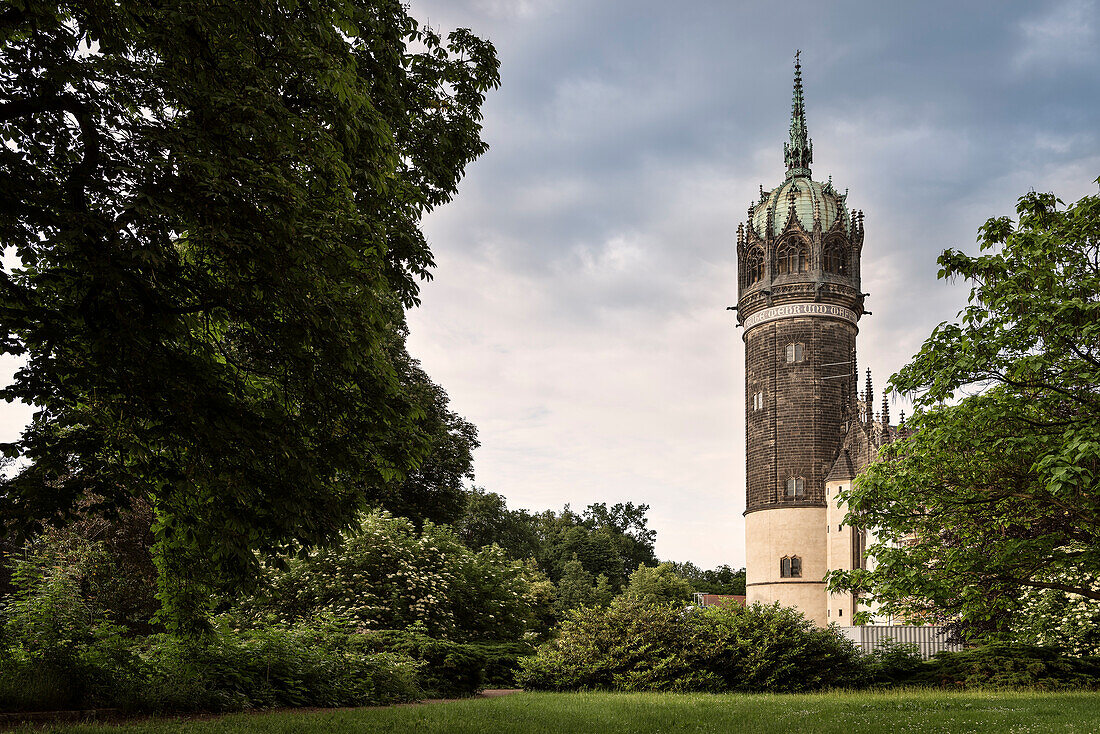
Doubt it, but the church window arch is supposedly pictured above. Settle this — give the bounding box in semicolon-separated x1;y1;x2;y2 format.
785;476;805;499
785;343;805;363
775;239;808;275
824;240;849;275
742;247;765;288
780;556;802;578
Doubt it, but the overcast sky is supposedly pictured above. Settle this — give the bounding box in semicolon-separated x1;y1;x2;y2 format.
1;1;1097;570
402;0;1100;568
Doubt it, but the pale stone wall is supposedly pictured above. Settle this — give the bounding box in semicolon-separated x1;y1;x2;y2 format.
826;479;856;623
745;506;827;626
826;478;891;624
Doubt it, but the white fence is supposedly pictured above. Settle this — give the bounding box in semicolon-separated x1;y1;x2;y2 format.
837;625;962;659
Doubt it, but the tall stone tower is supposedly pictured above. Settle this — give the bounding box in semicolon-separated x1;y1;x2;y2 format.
735;55;866;626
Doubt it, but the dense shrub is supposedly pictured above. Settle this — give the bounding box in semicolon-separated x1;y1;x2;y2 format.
137;620;422;712
468;640;537;688
906;643;1100;690
0;619;421;713
864;639;925;686
517;599;867;693
355;627;486;698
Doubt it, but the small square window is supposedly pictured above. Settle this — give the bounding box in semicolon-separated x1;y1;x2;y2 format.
785;343;805;363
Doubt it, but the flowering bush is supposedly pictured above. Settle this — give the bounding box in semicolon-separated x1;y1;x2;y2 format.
240;511;547;641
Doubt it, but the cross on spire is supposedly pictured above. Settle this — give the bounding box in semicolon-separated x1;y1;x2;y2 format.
784;51;813;179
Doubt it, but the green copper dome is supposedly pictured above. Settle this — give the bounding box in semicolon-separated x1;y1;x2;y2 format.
749;176;849;239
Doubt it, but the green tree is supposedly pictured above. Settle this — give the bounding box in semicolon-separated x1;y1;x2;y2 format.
0;2;498;632
373;357;479;529
534;503;657;590
452;487;539;561
829;182;1100;643
668;562;746;596
553;555;613;617
623;563;694;605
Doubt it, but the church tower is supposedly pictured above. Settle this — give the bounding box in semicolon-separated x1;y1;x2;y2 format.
735;55;866;626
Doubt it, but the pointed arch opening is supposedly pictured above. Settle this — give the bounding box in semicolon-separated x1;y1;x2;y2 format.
824;239;849;275
775;239;808;275
780;555;802;578
742;247;765;288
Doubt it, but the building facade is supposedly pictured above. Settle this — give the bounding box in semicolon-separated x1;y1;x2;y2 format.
735;56;897;626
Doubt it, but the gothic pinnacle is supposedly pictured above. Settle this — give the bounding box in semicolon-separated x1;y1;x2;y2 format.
881;388;891;441
784;50;813;179
865;369;874;427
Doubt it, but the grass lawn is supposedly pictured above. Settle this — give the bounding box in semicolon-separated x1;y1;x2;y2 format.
16;689;1100;734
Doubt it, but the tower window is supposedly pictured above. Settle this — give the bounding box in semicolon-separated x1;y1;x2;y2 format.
752;391;764;411
780;556;802;578
824;240;849;275
775;240;808;275
785;343;805;363
785;477;805;499
742;247;765;287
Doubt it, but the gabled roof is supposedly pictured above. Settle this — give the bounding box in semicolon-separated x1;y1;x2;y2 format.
825;448;856;483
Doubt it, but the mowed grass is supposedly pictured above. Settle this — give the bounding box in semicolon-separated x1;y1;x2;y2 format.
18;689;1100;734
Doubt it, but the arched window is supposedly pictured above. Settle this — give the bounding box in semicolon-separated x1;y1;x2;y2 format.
785;477;805;499
780;556;802;578
775;240;808;275
742;247;764;287
785;343;805;363
824;240;849;275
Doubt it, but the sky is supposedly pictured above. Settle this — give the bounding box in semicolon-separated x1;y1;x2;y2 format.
0;0;1098;570
400;0;1100;568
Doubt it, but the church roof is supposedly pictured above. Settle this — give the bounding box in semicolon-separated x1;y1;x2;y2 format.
749;176;850;239
825;447;856;483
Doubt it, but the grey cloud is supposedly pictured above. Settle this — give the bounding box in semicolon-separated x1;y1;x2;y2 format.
408;0;1099;567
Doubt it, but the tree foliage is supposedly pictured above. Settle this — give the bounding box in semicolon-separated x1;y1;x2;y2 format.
830;182;1100;643
0;1;498;631
532;502;658;590
553;554;612;617
452;487;539;561
668;562;746;596
623;563;694;605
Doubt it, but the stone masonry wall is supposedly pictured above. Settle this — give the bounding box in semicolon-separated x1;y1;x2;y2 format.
744;316;855;513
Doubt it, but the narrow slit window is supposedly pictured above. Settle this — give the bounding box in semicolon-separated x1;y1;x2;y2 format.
780;557;792;578
790;556;802;578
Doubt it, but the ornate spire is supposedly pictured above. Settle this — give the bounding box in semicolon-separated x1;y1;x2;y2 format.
784;50;813;179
